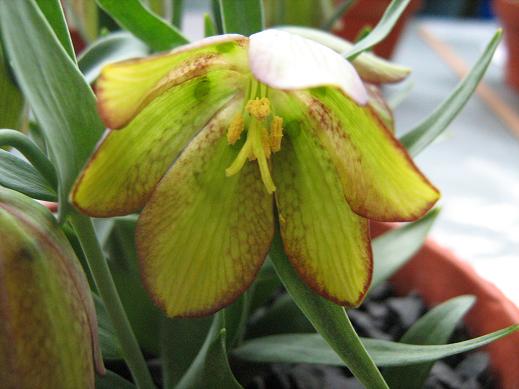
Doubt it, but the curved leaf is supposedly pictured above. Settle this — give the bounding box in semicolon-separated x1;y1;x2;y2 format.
234;325;519;367
96;0;188;51
400;30;502;156
0;0;104;219
384;295;476;388
0;150;57;201
344;0;410;59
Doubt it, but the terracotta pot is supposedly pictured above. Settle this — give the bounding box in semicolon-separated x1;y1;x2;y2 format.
494;0;519;92
333;0;422;58
371;222;519;389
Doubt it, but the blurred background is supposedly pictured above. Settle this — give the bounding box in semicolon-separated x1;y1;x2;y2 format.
177;0;519;306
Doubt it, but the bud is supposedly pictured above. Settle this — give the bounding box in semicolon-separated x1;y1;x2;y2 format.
0;188;104;388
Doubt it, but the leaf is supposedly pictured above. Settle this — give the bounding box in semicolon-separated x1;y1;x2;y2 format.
35;0;75;60
269;231;389;389
78;31;149;84
370;209;440;291
96;0;188;51
93;294;123;360
160;316;213;388
384;295;476;388
204;13;217;37
233;325;519;367
400;30;502;156
0;0;104;219
176;313;242;389
218;0;264;36
320;0;356;31
96;370;135;389
0;150;57;201
172;0;184;28
0;43;25;131
344;0;410;60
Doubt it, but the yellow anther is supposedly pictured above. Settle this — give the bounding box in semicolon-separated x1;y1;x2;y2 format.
270;116;283;152
246;98;271;120
226;114;245;145
261;127;272;159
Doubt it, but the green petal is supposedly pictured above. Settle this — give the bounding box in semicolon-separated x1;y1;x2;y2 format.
366;83;394;132
272;92;372;307
72;70;246;217
97;34;248;129
137;100;274;317
297;88;439;221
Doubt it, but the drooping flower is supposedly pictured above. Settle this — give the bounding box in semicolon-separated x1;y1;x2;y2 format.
72;30;439;317
0;187;104;388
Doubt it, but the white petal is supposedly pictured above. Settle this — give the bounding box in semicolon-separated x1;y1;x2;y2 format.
248;29;368;105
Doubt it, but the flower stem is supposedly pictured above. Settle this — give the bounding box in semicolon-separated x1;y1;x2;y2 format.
0;129;57;188
69;212;155;389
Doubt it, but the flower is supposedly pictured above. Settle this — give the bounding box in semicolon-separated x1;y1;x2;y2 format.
0;187;103;388
72;30;439;317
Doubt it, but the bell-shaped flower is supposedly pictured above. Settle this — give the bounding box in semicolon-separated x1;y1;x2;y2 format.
0;187;104;388
72;30;439;317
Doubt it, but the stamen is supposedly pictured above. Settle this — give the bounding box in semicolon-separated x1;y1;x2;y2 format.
250;124;276;194
246;98;270;121
226;139;252;177
270;116;283;152
226;114;244;145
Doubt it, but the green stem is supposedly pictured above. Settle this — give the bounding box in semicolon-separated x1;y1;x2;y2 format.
0;128;57;188
270;229;389;389
69;212;155;389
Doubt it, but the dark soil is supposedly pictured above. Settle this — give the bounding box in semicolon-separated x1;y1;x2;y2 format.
245;283;497;389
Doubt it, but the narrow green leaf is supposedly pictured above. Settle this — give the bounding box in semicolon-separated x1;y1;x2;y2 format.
160;316;213;388
204;13;217;37
270;231;389;389
78;31;148;84
34;0;75;60
344;0;410;59
234;325;519;367
224;292;252;348
400;30;502;156
0;43;25;131
172;0;184;28
218;0;264;36
384;295;476;388
93;294;123;360
96;369;136;389
211;0;224;35
0;150;57;201
96;0;188;51
176;313;242;389
0;0;104;218
321;0;356;31
371;209;440;291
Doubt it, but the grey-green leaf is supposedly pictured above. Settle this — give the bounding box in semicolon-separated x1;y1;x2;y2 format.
344;0;410;59
0;0;104;219
384;295;476;388
269;231;389;389
176;313;242;389
320;0;356;31
93;294;123;360
0;150;57;201
35;0;75;60
234;325;518;367
400;30;502;156
78;31;149;84
218;0;264;36
96;0;189;51
371;209;440;291
96;369;136;389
